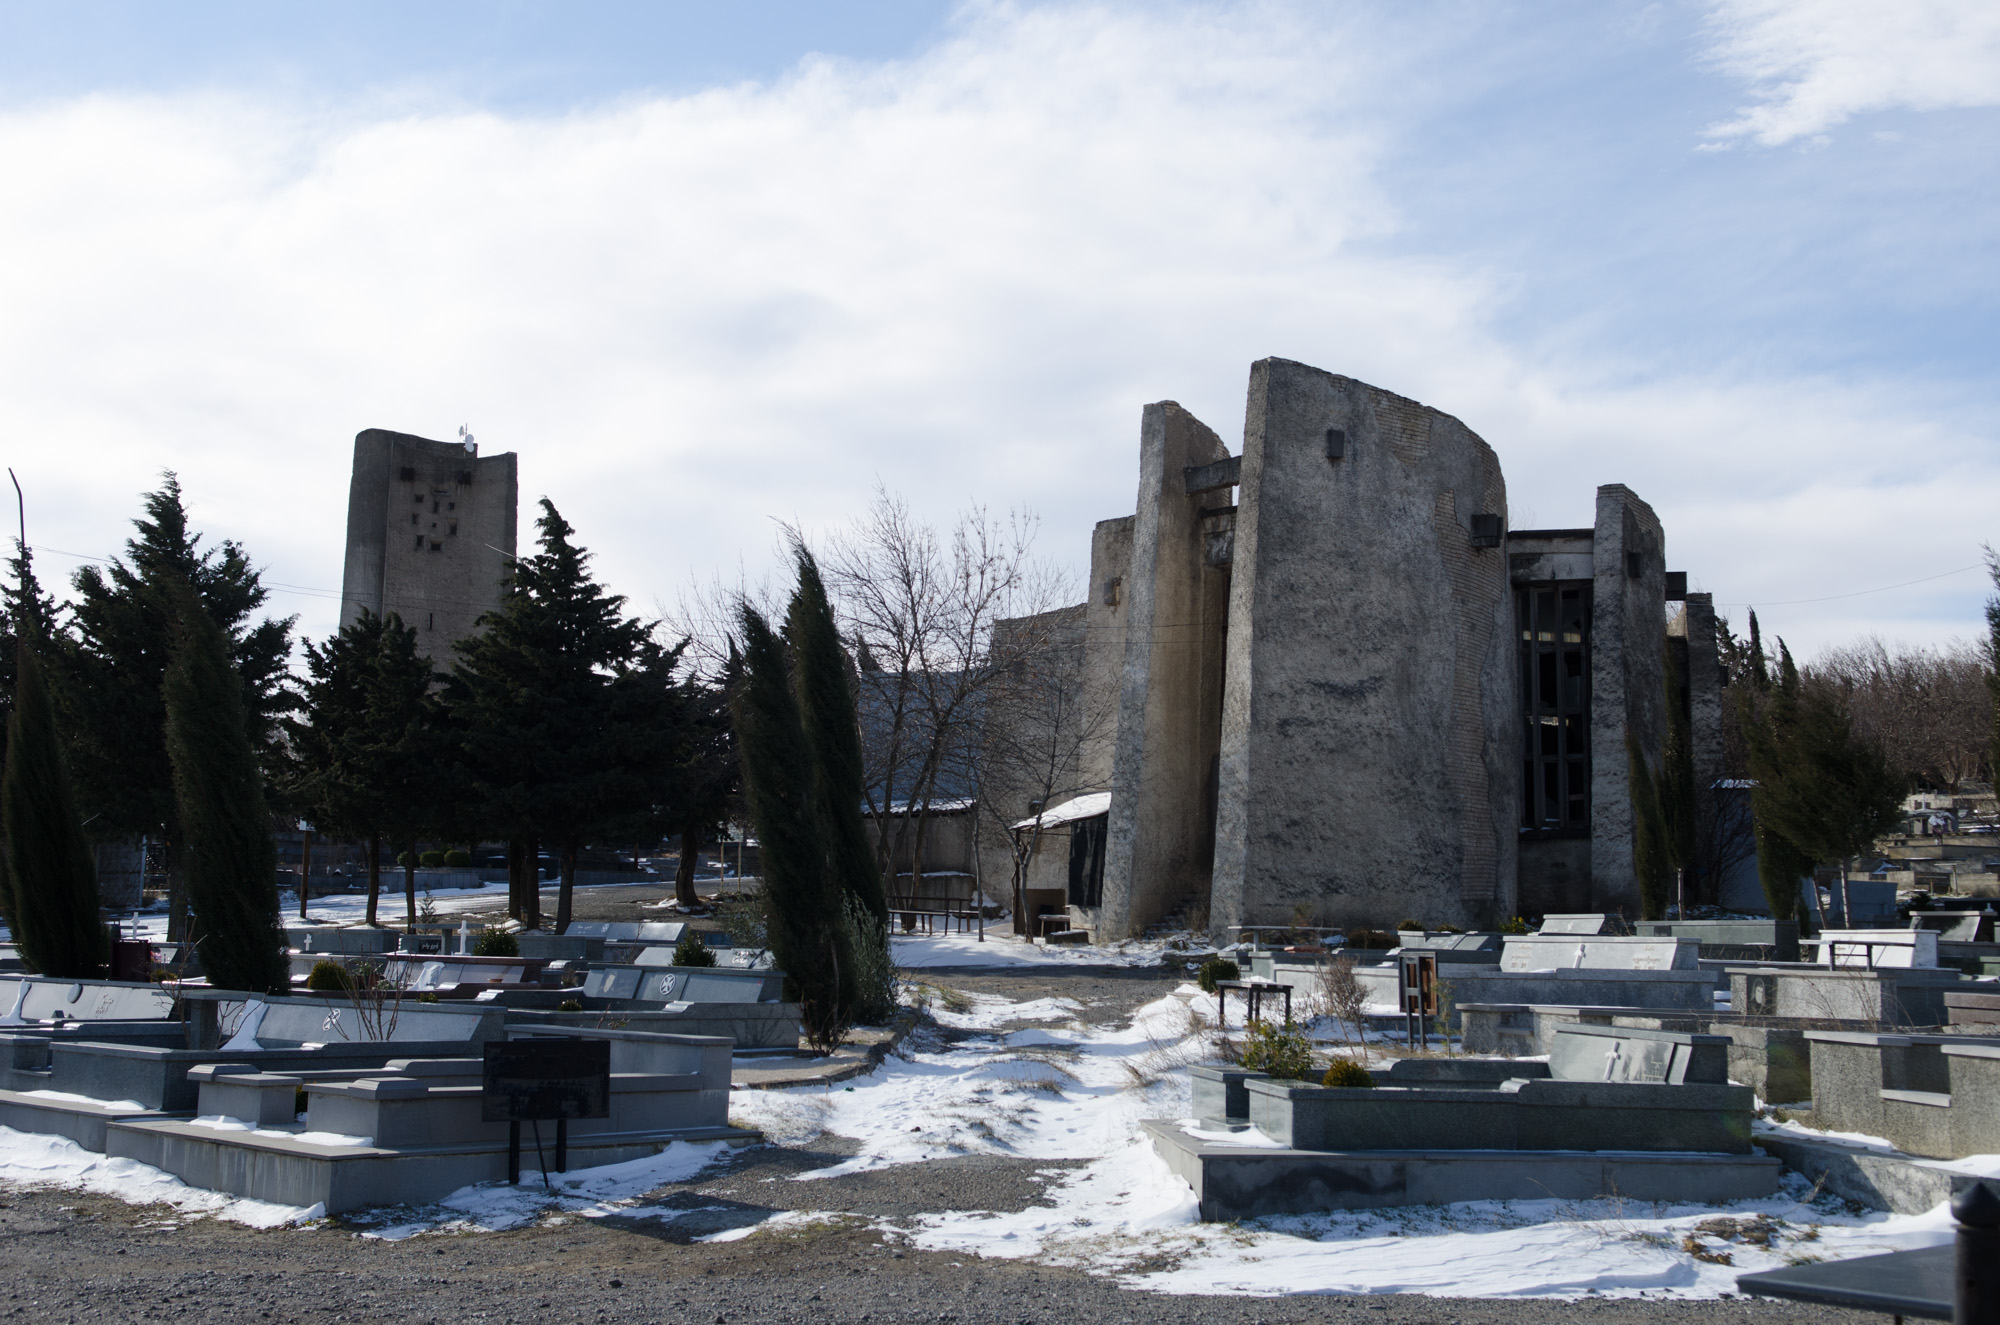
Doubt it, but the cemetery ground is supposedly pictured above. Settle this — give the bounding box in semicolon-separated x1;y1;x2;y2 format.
5;882;1956;1320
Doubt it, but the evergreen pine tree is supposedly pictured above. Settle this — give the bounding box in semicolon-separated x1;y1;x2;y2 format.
0;546;60;931
444;500;664;931
61;475;294;941
162;581;287;993
283;611;439;929
731;603;856;1051
2;618;107;976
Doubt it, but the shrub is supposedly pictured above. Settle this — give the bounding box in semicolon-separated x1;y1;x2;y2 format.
417;992;439;1003
558;998;583;1012
1433;923;1464;934
1196;956;1240;994
1499;916;1531;935
1396;918;1423;932
1235;1019;1314;1080
396;850;415;868
305;959;350;992
443;849;471;868
419;850;446;868
473;928;519;957
1322;1058;1375;1088
672;930;718;968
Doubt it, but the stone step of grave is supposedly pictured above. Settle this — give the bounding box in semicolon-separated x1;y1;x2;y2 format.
1144;1120;1782;1220
0;1088;167;1152
1753;1129;1989;1215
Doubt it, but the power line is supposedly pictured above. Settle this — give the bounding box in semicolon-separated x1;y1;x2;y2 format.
1715;564;1985;609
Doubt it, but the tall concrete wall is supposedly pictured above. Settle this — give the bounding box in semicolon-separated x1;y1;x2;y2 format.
340;429;518;664
1096;403;1234;937
1588;485;1666;916
1209;359;1517;933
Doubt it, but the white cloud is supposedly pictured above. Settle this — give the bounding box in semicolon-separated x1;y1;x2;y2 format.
0;2;1989;663
1703;0;2000;145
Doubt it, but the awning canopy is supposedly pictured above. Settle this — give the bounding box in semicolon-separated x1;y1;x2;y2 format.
1010;791;1111;832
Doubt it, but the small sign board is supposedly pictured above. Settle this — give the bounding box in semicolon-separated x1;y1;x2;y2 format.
1398;951;1438;1016
481;1039;610;1123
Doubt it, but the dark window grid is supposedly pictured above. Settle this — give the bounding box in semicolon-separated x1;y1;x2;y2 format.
1518;582;1592;832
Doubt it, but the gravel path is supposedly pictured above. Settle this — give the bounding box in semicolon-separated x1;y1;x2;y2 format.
0;1181;1880;1325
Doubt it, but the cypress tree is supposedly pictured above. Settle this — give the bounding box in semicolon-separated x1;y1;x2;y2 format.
163;581;287;993
785;544;892;1019
1985;552;2000;784
731;604;856;1051
787;543;888;925
2;620;107;977
1659;640;1697;903
1747;641;1903;923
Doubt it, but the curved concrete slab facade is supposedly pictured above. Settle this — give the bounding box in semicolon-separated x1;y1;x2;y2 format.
981;359;1722;938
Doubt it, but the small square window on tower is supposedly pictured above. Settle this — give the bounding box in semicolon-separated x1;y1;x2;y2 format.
398;466;416;481
413;534;424;551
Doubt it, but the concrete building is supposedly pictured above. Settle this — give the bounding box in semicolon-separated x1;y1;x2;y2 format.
338;428;518;662
982;359;1725;938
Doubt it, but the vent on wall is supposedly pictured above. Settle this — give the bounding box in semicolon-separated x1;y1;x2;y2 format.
398;466;416;481
456;470;474;485
1664;571;1688;601
1626;551;1645;578
1469;514;1503;548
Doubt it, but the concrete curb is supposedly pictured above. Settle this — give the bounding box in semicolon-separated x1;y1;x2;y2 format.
730;1009;922;1091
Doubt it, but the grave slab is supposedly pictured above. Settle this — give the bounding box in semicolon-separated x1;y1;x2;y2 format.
1144;1121;1781;1220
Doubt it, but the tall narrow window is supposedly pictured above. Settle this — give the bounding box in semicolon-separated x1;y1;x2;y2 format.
1517;582;1591;832
1067;816;1107;908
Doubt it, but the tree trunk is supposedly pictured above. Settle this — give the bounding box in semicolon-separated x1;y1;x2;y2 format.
507;836;526;921
522;834;542;930
402;838;418;932
165;838;188;943
298;830;312;920
555;842;576;933
365;832;381;927
675;827;702;909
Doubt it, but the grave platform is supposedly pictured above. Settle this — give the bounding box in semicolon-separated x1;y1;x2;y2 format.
106;1116;760;1213
1143;1121;1782;1220
1752;1127;1992;1215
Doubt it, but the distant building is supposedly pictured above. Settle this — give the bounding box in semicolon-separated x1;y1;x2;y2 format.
981;358;1728;939
338;428;518;662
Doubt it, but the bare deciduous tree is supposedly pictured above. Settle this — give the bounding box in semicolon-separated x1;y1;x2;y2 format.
1809;636;1991;791
822;486;1073;915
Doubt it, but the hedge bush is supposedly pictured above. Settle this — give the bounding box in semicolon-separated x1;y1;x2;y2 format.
1236;1019;1314;1080
305;959;349;992
1321;1058;1375;1088
473;928;520;957
1196;956;1240;994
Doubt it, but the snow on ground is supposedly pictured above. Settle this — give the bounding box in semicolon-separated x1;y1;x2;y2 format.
890;931;1193;968
724;982;1966;1300
0;1126;322;1228
727;987;1206;1175
910;1146;1954;1298
355;1141;734;1240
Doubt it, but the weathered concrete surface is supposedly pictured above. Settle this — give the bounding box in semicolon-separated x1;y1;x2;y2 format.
1096;403;1233;939
1456;1004;1815;1102
1588;485;1666;918
1211;359;1516;934
1756;1130;1975;1215
1145;1120;1780;1220
339;428;518;662
1729;964;1963;1024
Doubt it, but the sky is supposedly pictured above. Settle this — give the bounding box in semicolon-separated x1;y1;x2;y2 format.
0;0;1995;660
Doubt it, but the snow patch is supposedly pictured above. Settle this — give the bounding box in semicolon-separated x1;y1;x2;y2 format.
0;1125;321;1227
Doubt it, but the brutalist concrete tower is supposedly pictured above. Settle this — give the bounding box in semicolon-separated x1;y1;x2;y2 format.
338;428;518;661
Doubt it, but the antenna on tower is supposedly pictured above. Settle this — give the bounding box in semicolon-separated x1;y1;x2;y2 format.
458;424;476;455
